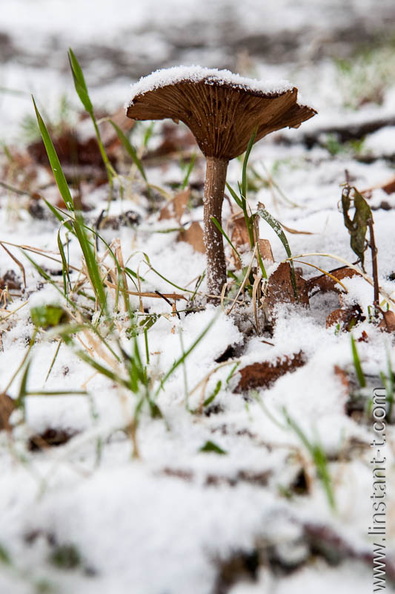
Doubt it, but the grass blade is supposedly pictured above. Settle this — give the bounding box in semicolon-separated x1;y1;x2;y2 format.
257;205;298;298
33;99;108;312
32;97;74;211
351;334;366;388
241;129;257;200
110;120;147;182
68;48;93;114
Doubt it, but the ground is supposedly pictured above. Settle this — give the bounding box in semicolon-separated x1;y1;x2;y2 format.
0;2;395;593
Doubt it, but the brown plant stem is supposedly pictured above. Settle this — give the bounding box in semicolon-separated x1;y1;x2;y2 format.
368;217;379;308
203;156;229;298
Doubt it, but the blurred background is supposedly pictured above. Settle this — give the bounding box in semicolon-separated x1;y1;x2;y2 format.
1;0;395;141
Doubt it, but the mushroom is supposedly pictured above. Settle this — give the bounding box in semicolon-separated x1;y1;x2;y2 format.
126;66;316;298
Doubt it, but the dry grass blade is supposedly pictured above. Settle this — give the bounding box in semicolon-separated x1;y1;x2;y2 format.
0;242;27;288
104;281;187;302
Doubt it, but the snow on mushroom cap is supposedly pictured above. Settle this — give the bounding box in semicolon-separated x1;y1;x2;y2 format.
127;65;294;104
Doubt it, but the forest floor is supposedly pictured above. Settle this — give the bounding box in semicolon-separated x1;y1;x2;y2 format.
1;1;395;593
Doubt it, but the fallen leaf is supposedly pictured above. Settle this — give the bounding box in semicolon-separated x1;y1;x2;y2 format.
229;213;251;248
159;188;190;223
28;129;107;169
378;310;395;333
263;262;309;316
0;270;22;291
235;351;306;392
326;304;365;330
28;428;77;451
333;365;350;396
307;265;360;295
0;393;16;431
177;221;205;253
257;239;274;263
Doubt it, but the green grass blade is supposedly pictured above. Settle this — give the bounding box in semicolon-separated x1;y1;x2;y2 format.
351;335;366;388
57;229;72;294
241;129;257;200
181;154;196;189
226;182;243;209
284;410;336;510
211;216;241;260
28;96;107;310
68;48;116;185
257;205;297;296
257;206;292;259
32;97;74;211
68;48;93;115
156;314;218;396
110;120;147;182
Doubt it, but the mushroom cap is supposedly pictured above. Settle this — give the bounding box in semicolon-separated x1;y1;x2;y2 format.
126;66;316;160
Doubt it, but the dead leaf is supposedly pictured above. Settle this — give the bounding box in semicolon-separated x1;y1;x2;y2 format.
257;239;274;263
0;393;16;431
177;221;205;253
263;262;309;316
378;310;395;333
341;185;372;268
28;129;107;169
159;189;190;223
28;428;76;451
235;351;306;392
307;266;360;295
229;213;251;248
358;331;369;342
0;270;22;291
333;365;350;396
326;304;365;330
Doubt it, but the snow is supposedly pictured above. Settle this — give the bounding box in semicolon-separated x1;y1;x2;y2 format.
364;126;395;157
1;1;395;593
127;65;294;104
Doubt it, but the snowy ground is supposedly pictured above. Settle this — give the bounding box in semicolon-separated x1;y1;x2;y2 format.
1;1;395;593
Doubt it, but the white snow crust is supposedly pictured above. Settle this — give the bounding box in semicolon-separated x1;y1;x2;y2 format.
128;65;294;104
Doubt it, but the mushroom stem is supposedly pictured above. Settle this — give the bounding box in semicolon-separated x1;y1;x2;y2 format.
203;156;229;298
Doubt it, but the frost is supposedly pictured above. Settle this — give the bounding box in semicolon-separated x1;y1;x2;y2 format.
127;65;295;105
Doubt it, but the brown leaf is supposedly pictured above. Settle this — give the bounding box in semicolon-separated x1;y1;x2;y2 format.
28;129;107;169
264;262;309;314
307;266;360;295
229;213;251;248
382;177;395;195
0;270;22;291
333;365;350;396
28;428;76;451
326;304;365;330
235;351;306;392
177;221;205;253
378;310;395;333
0;393;16;431
159;189;190;223
257;239;274;263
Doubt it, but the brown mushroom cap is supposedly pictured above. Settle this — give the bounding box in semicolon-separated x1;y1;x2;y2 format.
126;66;316;160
